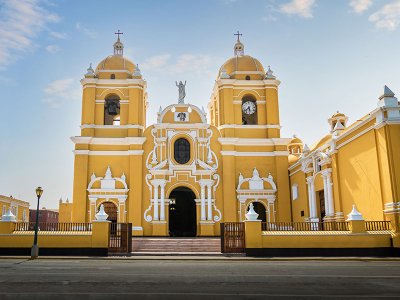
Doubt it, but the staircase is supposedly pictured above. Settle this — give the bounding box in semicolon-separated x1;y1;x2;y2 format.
131;237;221;255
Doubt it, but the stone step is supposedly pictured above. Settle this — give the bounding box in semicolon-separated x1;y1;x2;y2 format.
132;238;221;253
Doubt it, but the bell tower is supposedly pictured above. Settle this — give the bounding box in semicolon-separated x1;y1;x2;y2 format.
208;33;281;139
71;33;148;223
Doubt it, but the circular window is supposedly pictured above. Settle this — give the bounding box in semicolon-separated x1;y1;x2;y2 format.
174;138;190;164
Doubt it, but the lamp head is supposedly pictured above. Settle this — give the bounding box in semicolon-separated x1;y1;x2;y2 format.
36;186;43;198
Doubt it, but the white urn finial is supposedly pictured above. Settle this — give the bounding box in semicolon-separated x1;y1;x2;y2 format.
346;204;364;221
245;203;259;221
95;204;109;221
1;208;16;222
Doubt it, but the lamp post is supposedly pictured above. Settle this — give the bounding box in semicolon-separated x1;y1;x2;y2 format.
31;186;43;259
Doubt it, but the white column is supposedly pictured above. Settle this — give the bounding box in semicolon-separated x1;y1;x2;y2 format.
160;182;166;221
306;176;317;219
326;172;334;216
207;184;212;221
200;183;206;221
153;183;159;221
322;175;329;220
310;181;317;218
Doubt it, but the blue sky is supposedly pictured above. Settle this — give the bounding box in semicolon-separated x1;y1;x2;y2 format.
0;0;399;208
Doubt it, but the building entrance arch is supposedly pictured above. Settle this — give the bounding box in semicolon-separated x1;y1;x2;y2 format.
168;187;197;237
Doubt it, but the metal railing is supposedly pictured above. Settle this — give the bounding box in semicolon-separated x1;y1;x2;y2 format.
14;222;92;232
262;222;350;231
365;221;392;231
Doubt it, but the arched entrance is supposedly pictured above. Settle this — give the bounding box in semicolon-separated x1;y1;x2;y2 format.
250;202;267;222
168;187;197;237
101;201;118;223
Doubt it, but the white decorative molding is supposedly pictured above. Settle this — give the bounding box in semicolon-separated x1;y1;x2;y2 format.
346;205;364;221
245;203;259;221
87;166;129;222
221;151;289;157
1;208;16;222
71;136;146;145
236;168;277;222
384;202;400;214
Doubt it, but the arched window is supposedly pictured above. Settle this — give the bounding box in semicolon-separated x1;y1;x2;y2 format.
245;75;250;80
174;138;190;164
110;74;115;79
241;96;257;125
104;95;120;125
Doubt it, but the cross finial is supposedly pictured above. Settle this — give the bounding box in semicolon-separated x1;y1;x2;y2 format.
234;30;242;42
114;30;123;40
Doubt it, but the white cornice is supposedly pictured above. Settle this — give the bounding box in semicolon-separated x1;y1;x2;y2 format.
218;124;281;130
153;123;210;129
216;79;281;87
218;137;291;146
80;124;144;130
220;151;289;157
80;78;146;86
71;136;146;145
73;150;144;156
96;70;131;73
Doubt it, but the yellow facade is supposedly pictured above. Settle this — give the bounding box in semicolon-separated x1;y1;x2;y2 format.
288;88;400;230
65;34;400;237
0;195;29;222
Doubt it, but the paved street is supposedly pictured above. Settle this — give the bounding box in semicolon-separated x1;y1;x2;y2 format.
0;258;400;299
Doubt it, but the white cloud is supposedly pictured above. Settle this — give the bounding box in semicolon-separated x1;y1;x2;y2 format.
280;0;316;18
42;78;80;107
369;0;400;30
0;0;60;68
75;22;97;38
349;0;373;14
45;44;60;54
141;54;213;76
50;31;66;39
141;54;171;69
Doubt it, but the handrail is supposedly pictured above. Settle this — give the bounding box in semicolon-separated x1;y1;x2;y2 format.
13;222;92;232
262;222;350;231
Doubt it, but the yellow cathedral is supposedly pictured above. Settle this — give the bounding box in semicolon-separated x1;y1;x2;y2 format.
62;33;400;237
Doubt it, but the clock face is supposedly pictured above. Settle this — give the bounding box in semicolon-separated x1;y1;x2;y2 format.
242;101;256;115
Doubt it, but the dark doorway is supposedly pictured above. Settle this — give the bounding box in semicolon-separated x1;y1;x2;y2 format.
169;187;197;237
102;201;118;223
318;191;326;221
251;202;267;222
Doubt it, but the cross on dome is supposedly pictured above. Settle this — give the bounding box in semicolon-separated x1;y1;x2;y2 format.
113;30;124;56
234;30;242;42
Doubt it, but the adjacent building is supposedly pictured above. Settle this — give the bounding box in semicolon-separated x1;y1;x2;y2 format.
0;195;30;222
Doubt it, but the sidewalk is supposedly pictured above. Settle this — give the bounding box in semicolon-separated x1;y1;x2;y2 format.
1;255;400;261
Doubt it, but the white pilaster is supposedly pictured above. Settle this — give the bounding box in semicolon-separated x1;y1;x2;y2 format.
153;183;159;221
160;181;166;221
207;184;212;221
200;182;206;221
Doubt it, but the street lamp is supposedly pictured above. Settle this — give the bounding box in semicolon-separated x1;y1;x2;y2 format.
31;186;43;259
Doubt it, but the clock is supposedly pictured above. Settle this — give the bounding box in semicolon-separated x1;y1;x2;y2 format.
242;101;256;115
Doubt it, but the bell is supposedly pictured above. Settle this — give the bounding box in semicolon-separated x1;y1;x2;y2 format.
107;101;119;115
